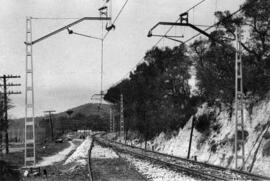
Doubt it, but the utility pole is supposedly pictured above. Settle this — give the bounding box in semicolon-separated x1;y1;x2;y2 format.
120;94;125;142
0;75;21;154
235;26;245;170
0;92;3;153
187;116;195;159
112;114;115;132
148;12;246;170
24;15;111;167
109;108;113;132
44;110;56;141
66;110;73;132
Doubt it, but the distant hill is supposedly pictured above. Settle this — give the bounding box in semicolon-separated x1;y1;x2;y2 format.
56;103;110;118
10;103;111;128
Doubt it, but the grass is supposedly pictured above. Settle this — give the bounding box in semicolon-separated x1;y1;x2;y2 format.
36;141;70;158
20;139;88;181
0;140;72;181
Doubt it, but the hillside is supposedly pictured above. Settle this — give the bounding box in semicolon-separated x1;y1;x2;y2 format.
145;98;270;177
55;103;110;118
9;103;111;129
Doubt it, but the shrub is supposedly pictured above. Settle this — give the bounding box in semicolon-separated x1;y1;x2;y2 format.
195;114;211;133
210;144;217;153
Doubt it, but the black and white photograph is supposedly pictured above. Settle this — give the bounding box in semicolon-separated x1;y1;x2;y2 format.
1;0;270;180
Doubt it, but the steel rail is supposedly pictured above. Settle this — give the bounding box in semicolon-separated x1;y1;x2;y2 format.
113;147;149;181
95;137;225;180
95;136;270;180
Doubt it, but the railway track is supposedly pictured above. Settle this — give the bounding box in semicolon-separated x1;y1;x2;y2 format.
94;136;270;180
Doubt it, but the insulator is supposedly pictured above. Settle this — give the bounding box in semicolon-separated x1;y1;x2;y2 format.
98;6;108;11
67;28;73;34
106;24;115;31
147;31;153;37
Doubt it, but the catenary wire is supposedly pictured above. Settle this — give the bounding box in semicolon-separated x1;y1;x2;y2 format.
105;0;257;90
105;0;209;89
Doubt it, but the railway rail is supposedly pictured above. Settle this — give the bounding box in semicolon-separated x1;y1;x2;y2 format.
94;135;270;180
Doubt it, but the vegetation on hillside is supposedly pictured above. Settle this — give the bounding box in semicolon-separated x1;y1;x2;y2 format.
104;0;270;139
38;104;109;140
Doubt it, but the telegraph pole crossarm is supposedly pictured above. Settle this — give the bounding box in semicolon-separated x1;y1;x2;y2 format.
0;83;21;87
0;75;21;79
7;91;22;95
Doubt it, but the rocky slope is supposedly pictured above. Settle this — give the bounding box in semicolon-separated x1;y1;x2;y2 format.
149;98;270;176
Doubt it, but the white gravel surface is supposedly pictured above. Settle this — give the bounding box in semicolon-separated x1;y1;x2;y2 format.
122;153;198;181
91;144;119;159
64;136;92;165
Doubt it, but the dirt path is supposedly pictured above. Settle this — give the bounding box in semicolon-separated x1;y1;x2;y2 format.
22;139;85;181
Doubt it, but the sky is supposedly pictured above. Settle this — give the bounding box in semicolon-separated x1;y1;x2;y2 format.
0;0;244;118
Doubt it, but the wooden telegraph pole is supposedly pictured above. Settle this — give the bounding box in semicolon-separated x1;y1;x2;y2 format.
44;110;56;141
0;75;21;154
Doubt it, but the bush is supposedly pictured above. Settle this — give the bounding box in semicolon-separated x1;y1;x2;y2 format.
195;114;211;133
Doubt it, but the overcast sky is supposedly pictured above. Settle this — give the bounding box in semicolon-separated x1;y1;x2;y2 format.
0;0;244;118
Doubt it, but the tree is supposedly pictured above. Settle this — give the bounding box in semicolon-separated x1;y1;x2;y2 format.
191;37;235;106
191;0;270;111
105;45;193;140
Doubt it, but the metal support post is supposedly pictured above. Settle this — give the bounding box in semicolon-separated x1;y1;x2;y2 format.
187;116;195;159
112;114;115;132
0;93;3;153
3;76;8;154
120;94;124;138
109;108;112;132
23;14;110;168
235;26;245;170
25;17;36;167
148;14;246;170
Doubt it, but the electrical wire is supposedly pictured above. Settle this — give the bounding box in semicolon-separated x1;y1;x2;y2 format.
105;0;209;90
183;0;255;44
31;17;81;20
152;0;208;46
106;0;258;90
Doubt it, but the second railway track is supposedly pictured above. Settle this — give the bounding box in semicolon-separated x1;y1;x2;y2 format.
94;135;270;180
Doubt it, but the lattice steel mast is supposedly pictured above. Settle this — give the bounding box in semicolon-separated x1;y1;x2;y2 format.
120;94;124;137
148;12;246;170
235;26;245;169
25;17;36;166
24;16;110;167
